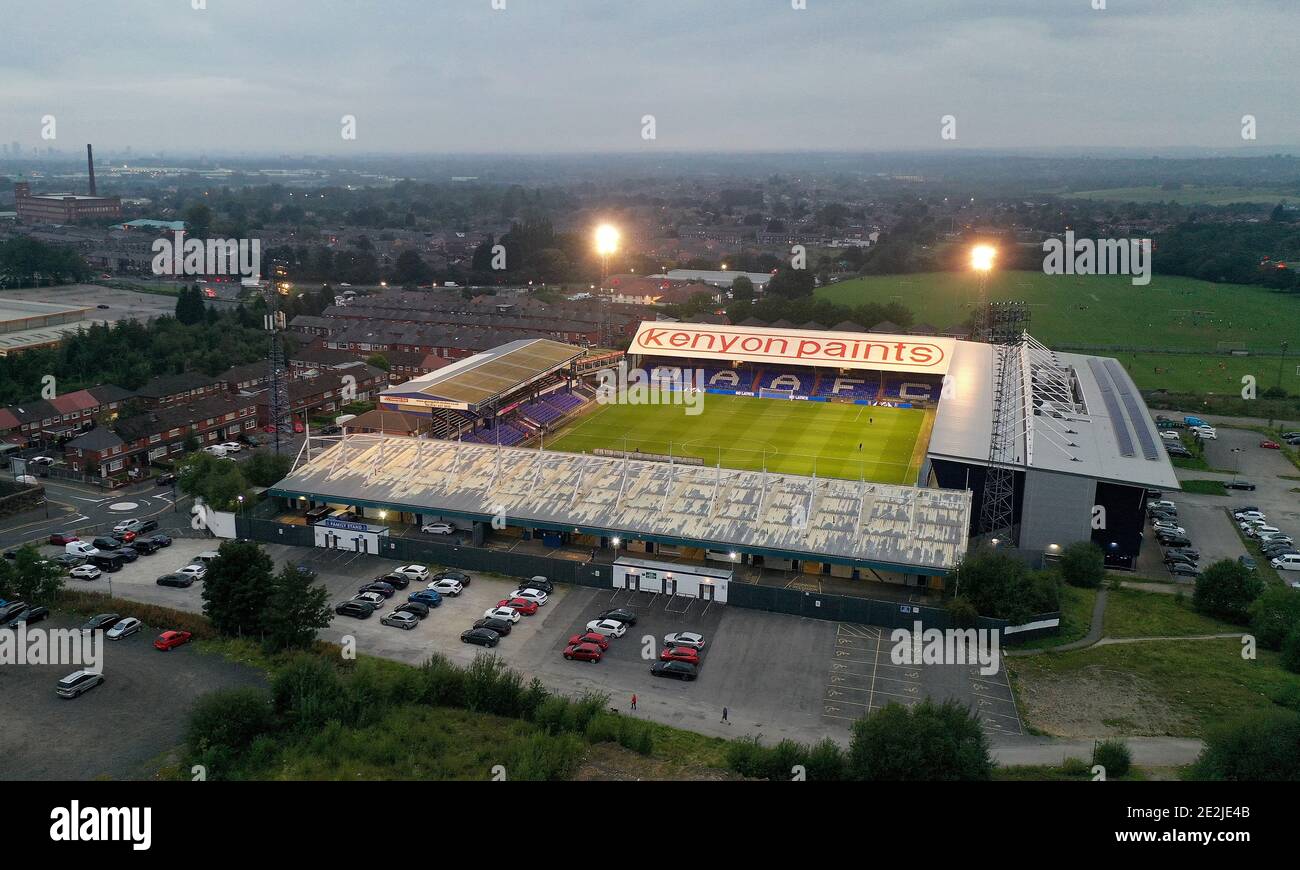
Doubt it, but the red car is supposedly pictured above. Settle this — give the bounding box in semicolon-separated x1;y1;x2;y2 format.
563;642;603;663
153;630;193;651
567;632;610;650
660;646;701;665
497;597;538;615
293;421;305;434
1261;440;1281;449
49;532;79;545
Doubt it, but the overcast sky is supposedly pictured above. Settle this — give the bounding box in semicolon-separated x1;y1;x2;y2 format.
2;0;1296;155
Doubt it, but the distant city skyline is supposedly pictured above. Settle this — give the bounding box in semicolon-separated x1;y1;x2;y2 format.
1;0;1297;155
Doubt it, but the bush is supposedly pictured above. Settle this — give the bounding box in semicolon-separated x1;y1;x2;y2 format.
947;596;978;628
1059;541;1106;589
953;548;1058;623
584;712;622;745
461;654;528;717
56;590;215;639
1249;587;1300;650
805;738;847;781
1092;739;1132;777
767;739;810;781
1059;756;1092;777
1193;559;1265;624
1282;626;1300;675
271;654;346;731
1192;711;1300;781
725;735;768;778
848;700;992;781
185;687;277;778
505;732;585;781
418;654;466;708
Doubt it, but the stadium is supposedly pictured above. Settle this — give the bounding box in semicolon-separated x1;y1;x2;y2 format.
265;321;1177;595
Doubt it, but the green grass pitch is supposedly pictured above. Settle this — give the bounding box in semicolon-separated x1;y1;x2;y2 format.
546;394;928;484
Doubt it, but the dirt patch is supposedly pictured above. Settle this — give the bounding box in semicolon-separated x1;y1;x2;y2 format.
1011;664;1197;738
574;743;744;781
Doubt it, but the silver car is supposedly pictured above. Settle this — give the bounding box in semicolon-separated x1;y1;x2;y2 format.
664;631;706;650
56;670;104;698
380;611;419;630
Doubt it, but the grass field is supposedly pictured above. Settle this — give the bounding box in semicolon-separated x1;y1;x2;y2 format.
547;394;927;484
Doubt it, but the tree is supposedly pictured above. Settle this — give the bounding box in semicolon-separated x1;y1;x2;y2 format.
766;266;816;299
1193;559;1264;624
953;547;1059;624
243;450;293;487
178;451;249;511
393;249;431;286
261;564;333;652
1059;541;1106;588
184;203;213;238
1248;586;1300;650
1192;711;1300;781
730;275;755;302
365;353;390;372
848;700;992;781
7;545;65;604
200;540;275;637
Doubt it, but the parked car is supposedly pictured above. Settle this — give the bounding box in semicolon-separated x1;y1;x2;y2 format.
49;532;79;545
144;533;172;548
660;646;702;665
461;627;500;647
5;605;49;628
1168;563;1201;579
91;536;121;551
395;601;429;619
202;445;227;457
1166;445;1192;458
80;613;121;633
156;573;194;588
428;578;463;596
483;606;522;624
65;541;99;558
1152;522;1186;535
430;569;471;586
1164;551;1196;567
586;618;627;638
130;538;160;555
519;575;553;594
113;547;140;563
1149;500;1177;511
1157;533;1192;548
155;473;177;486
1159;431;1180;442
596;608;638;625
56;670;104;699
663;631;707;650
106;617;143;640
335;600;375;619
1269;554;1300;571
113;518;158;535
563;642;603;663
70;564;102;581
153;630;193;651
1165;546;1200;561
1226;480;1257;491
1238;555;1258;572
407;589;443;608
497;597;538;615
357;581;396;598
88;554;125;573
568;631;610;650
177;564;207;581
219;442;242;453
392;564;430;582
379;572;410;589
420;522;454;535
381;611;420;630
650;661;698;682
508;587;548;606
352;591;387;609
1260;440;1281;449
473;616;513;636
52;554;85;569
1191;426;1217;440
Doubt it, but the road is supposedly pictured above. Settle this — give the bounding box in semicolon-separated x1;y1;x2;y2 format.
0;477;193;550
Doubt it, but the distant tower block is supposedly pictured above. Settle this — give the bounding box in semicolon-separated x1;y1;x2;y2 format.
86;144;97;195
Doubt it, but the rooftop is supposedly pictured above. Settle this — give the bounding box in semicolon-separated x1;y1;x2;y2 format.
380;338;584;411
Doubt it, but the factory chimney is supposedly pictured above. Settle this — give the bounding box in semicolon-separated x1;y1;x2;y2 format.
86;144;97;196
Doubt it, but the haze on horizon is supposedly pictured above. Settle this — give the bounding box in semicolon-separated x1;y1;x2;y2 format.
1;0;1297;156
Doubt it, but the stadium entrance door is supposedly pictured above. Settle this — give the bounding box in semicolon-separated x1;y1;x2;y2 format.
612;556;731;604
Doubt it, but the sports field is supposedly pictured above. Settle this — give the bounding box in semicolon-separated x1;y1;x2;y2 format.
546;394;929;484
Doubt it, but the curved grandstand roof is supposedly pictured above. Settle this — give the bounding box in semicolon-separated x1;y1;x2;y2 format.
271;434;972;574
379;338;584;412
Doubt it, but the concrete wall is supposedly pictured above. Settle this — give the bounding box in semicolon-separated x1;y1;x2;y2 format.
1018;468;1095;552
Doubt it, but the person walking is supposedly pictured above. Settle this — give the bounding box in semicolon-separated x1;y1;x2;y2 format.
631;693;637;711
720;706;729;724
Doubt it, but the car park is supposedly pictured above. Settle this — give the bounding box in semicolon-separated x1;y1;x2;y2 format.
107;617;143;640
663;631;707;650
507;587;548;606
408;590;443;608
568;631;610;650
461;627;500;647
56;670;104;699
430;569;471;586
483;606;521;623
497;597;538;615
379;572;410;589
660;646;702;665
154;630;193;651
156;573;193;588
395;601;429;619
420;522;454;535
586;618;628;638
564;642;603;663
650;661;698;681
353;591;387;608
357;581;396;598
428;578;463;596
381;611;420;630
335;600;375;618
5;605;49;628
70;564;102;581
80;613;121;633
473;616;513;636
392;564;430;582
596;608;637;625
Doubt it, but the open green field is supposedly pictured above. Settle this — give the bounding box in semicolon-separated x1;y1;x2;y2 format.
818;270;1300;353
547;394;927;484
1055;186;1300;206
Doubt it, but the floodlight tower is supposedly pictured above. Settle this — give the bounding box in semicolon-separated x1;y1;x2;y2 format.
970;244;996;342
265;259;292;455
969;243;1019;546
594;223;620;347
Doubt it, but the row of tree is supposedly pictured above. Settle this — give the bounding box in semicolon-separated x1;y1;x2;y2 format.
0;237;92;286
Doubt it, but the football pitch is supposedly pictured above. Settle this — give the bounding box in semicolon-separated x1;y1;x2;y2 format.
546;394;930;484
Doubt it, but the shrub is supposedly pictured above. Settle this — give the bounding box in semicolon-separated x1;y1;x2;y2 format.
725;735;768;778
767;739;811;781
1059;756;1091;777
584;713;622;745
506;732;585;781
1059;541;1106;589
271;653;346;731
805;738;847;781
418;654;466;708
185;687;276;778
1193;559;1264;624
1193;711;1300;781
947;596;978;628
461;654;527;717
1092;739;1132;777
1282;626;1300;675
848;700;993;781
1249;587;1300;650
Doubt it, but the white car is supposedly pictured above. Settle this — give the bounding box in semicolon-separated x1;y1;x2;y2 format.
1269;554;1300;571
586;619;628;638
508;588;548;606
106;617;142;640
420;522;454;535
483;606;521;623
1234;511;1265;521
1159;431;1180;442
177;564;207;580
1249;525;1281;539
664;631;706;650
353;591;387;608
428;578;463;596
69;564;101;581
392;565;430;582
1149;500;1177;511
202;445;227;457
1192;428;1217;440
219;442;242;453
28;455;56;466
1152;523;1185;535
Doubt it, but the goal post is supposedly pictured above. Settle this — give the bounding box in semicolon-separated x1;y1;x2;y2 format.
758;388;796;400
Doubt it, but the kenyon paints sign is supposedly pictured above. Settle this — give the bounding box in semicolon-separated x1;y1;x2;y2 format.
629;323;954;374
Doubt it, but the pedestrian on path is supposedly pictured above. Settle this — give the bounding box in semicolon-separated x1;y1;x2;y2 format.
720;706;729;724
631;693;637;711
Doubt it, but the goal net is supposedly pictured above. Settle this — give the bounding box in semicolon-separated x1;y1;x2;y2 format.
758;388;797;400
